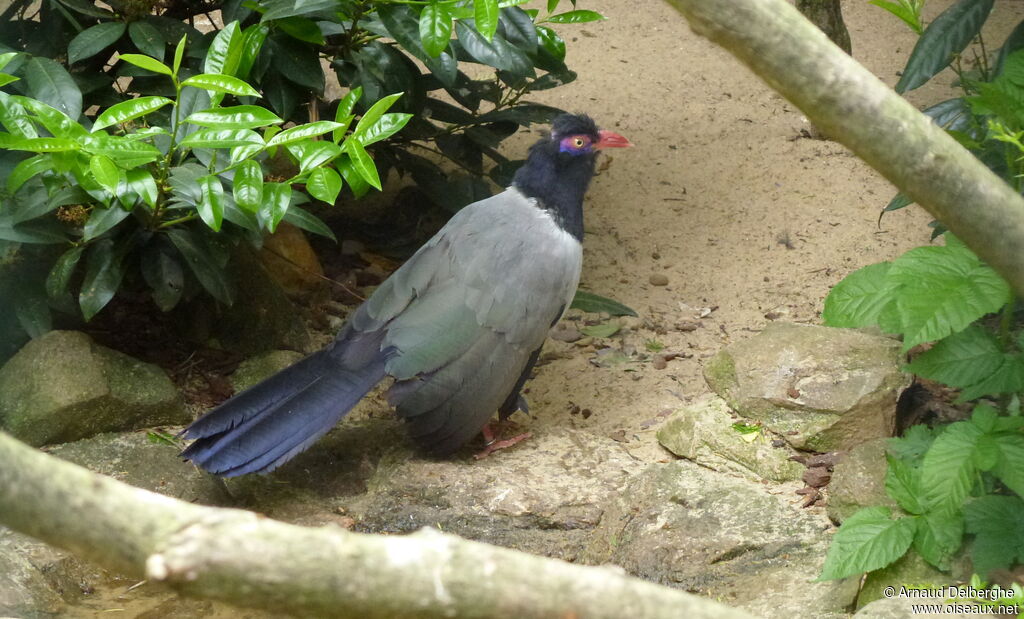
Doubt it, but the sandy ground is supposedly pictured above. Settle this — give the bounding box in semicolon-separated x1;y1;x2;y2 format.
506;0;1024;459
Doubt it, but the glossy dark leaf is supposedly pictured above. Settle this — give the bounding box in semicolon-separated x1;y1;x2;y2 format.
82;204;130;241
277;16;325;45
544;9;604;24
283;205;336;241
343;138;382;190
15;284;51;338
883;192;913;212
204;21;242;76
270;36;324;92
233;159;263;213
141;244;184;311
536;25;565;60
46;245;84;303
261;181;291;232
237;23;270;81
68;22;126;65
262;71;300;119
474;0;500;41
923;97;972;132
166;227;234;304
79;239;124;321
571;290;638;317
306;166;342;204
56;0;114;18
198;175;225;231
25;57;82;120
501;7;537;54
260;0;337;21
92;96;173;132
420;2;454;57
128;20;165;60
993;20;1024;78
0;216;68;244
896;0;995;93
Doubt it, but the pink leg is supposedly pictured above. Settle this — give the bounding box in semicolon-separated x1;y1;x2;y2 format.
474;423;532;459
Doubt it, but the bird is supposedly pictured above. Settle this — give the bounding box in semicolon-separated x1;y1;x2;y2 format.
180;113;632;476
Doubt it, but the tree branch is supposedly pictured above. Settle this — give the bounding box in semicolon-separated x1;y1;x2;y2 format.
664;0;1024;296
0;431;755;619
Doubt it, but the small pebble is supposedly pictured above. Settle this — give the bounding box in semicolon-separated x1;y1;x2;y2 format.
649;273;669;286
652;355;668;370
549;323;583;342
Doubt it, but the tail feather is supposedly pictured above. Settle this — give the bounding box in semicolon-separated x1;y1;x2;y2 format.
181;333;387;476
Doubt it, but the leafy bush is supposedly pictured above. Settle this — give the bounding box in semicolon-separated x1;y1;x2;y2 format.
819;0;1024;586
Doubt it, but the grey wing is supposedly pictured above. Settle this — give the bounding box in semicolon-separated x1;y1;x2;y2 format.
349;189;582;453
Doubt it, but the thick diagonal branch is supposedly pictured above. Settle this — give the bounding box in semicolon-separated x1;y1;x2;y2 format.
665;0;1024;296
0;432;755;619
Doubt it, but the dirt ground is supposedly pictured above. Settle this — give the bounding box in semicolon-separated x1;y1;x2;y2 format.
502;0;1024;461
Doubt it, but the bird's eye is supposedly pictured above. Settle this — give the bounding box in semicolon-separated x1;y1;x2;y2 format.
573;137;585;148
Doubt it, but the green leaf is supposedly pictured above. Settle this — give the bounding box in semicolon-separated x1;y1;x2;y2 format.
351;93;404;138
16;96;86;140
571;289;639;317
963;495;1024;578
332;87;362;142
127;168;158;209
956;355;1024;403
79;239;124;321
921;421;983;512
306;166;342;204
474;0;500;41
165;227;234;304
173;34;187;76
357;113;413;147
25;58;82;121
128;20;165;60
0;74;19;88
46;246;84;303
818;506;917;580
184;105;283;129
884;454;924;514
992;433;1024;497
546;0;560;12
141;245;184;311
277;17;325;45
889;424;937;462
182;74;260;97
269;36;324;92
198;175;225;231
536;25;565;60
544;9;605;23
204;21;241;76
906;326;1004;388
267;121;344;147
77;134;162;168
282;206;336;242
118;53;173;76
886;241;1011;350
580;321;621;338
7;154;51;194
68;22;126;65
179;128;264;149
83;204;130;241
55;0;114;18
343;139;381;191
93;96;173;132
236;24;270;80
0;135;79;153
15;285;51;338
895;0;995;93
869;0;923;34
89;154;120;193
822;262;895;328
335;157;370;199
502;7;537;54
0;218;67;244
261;182;291;232
420;2;454;57
288;141;341;172
233;159;263;213
912;509;964;570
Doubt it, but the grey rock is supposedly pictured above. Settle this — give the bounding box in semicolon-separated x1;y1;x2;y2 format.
230;350;305;392
657;395;805;482
827;438;899;524
581;460;859;618
351;428;646;560
0;331;187;446
0;528;105;618
704;322;909;452
47;432;232;506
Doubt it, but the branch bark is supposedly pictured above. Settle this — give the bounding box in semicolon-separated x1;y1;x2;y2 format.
0;431;756;619
664;0;1024;296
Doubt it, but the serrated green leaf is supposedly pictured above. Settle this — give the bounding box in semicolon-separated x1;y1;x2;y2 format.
179;128;264;149
282;206;336;242
119;53;173;76
544;9;604;23
571;289;638;317
818;506;917;580
165;227;233;304
197;175;224;231
889;425;937;462
25;58;82;121
993;433;1024;497
963;495;1024;578
83;204;130;241
92;96;173;132
261;182;291;232
885;454;924;514
580;321;621;338
906;326;1004;388
474;0;500;41
46;246;84;303
351;93;404;138
420;2;454;57
184;105;283;129
126;168;158;209
896;0;995;93
182;73;260;97
68;22;126;65
89;154;120;193
306;166;342;204
343;138;381;190
233;159;263;213
267;120;344;147
823;262;896;328
79;239;124;320
912;509;963;570
921;421;983;512
956;356;1024;403
128;20;165;60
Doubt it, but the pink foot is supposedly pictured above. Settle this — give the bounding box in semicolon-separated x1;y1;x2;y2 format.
474;424;532;459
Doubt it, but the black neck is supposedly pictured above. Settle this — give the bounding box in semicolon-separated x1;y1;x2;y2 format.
512;141;597;242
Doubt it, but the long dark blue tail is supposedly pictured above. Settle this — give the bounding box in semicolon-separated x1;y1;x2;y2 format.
180;329;387;477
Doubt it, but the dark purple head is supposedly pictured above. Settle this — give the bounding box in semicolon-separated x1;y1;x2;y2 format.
551;114;633;156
